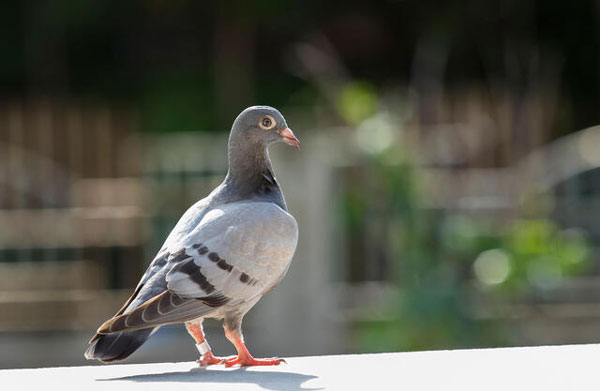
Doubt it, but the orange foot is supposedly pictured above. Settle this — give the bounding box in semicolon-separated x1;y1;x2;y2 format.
223;355;286;367
197;352;227;366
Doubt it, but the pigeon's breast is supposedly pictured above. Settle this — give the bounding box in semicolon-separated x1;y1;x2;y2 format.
220;202;298;266
206;202;298;268
168;201;298;297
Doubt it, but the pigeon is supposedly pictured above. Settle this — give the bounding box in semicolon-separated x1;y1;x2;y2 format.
85;106;300;367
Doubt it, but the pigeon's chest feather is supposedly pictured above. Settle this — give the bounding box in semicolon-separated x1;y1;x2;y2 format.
219;205;297;265
195;203;296;252
167;202;298;282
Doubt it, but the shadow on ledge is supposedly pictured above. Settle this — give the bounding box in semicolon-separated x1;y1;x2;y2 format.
99;367;321;391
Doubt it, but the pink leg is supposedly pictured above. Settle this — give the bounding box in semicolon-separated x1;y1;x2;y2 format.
222;328;286;367
185;322;226;366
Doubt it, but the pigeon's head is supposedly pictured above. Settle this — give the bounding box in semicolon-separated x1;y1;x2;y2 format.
232;106;300;149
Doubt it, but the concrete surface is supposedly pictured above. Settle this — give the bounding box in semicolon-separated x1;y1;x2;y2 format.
2;344;599;390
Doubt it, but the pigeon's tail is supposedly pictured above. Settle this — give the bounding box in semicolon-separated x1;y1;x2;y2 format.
84;328;155;363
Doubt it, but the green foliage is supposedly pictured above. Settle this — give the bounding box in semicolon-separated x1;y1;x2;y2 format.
139;72;215;132
336;82;378;126
345;148;592;352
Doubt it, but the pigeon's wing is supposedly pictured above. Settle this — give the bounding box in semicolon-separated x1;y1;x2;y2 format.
89;199;212;342
166;201;298;300
123;197;217;308
97;201;298;334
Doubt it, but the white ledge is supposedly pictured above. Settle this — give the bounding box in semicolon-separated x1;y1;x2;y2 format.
2;344;599;390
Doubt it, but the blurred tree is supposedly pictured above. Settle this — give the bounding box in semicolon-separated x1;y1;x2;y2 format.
0;0;598;133
346;149;592;352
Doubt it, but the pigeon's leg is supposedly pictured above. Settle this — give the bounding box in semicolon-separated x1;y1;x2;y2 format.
222;318;286;367
185;319;225;366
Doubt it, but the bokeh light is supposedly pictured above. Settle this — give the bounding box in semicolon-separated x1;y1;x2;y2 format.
473;249;512;286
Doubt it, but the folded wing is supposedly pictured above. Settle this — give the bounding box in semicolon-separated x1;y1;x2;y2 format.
97;201;298;334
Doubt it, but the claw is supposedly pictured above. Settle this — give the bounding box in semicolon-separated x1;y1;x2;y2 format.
197;351;226;366
222;328;286;367
224;355;286;367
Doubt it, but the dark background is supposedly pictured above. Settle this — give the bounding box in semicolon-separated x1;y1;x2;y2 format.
2;1;598;133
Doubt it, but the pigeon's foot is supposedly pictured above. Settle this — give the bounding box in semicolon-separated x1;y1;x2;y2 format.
186;321;225;366
222;324;287;367
223;355;286;367
197;351;227;366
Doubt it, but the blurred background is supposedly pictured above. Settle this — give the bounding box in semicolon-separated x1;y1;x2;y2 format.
0;0;599;369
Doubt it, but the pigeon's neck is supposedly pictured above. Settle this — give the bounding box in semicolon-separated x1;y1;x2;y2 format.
226;136;273;182
222;137;286;209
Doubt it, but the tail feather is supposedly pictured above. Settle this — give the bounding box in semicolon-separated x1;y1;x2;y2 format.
97;291;220;334
84;328;155;363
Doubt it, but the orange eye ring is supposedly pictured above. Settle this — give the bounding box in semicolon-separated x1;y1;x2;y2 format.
259;115;276;130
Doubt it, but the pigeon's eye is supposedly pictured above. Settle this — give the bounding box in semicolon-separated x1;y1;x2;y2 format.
259;115;276;130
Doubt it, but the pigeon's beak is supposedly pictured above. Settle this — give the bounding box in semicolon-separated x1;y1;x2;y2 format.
278;128;300;149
